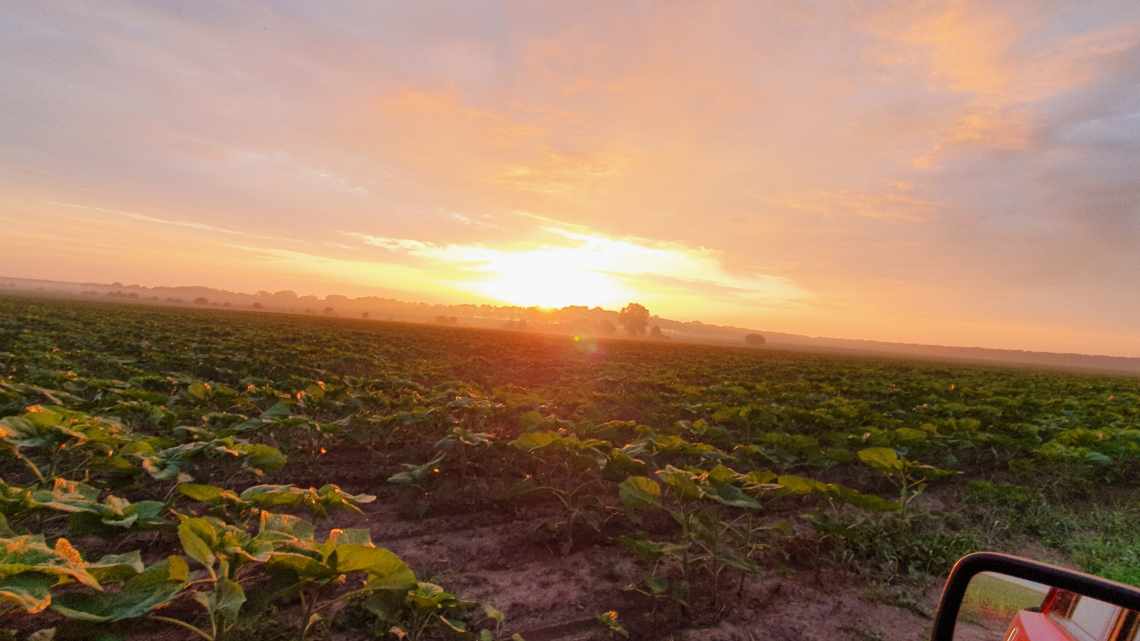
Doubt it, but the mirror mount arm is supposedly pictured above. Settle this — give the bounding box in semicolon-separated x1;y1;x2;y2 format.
932;552;1140;641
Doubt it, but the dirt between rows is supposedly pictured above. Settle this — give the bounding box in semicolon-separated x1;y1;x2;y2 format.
254;444;952;641
327;498;947;641
31;448;956;641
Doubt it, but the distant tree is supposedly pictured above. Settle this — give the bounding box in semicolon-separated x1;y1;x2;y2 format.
650;325;664;339
252;302;263;309
192;297;209;306
323;306;335;315
597;319;617;335
744;333;766;346
618;303;650;336
361;311;370;319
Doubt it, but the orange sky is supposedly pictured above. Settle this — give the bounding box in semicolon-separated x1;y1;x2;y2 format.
3;2;1140;356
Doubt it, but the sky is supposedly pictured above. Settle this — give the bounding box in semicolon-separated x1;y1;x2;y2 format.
2;1;1139;356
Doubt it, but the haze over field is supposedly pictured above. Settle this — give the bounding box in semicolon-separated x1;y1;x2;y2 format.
3;2;1140;355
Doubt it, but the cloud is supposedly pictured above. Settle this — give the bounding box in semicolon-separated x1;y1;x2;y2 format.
227;242;452;299
48;201;272;239
865;2;1140;166
342;232;432;253
764;183;940;223
495;150;630;195
222;149;372;197
339;221;807;309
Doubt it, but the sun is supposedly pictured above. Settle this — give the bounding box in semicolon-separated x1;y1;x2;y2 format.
471;247;630;308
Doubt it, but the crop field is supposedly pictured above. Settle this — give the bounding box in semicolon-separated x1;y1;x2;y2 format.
958;573;1046;628
2;295;1139;641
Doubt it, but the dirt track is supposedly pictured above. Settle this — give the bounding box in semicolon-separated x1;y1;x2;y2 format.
326;488;945;641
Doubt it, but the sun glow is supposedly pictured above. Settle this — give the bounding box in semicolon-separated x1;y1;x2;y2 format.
338;225;804;311
471;247;631;308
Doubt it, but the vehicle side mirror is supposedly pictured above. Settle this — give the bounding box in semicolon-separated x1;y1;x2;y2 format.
932;552;1140;641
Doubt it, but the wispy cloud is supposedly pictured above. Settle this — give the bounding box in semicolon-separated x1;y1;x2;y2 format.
341;232;432;253
48;201;271;238
765;184;940;223
338;222;807;308
495;150;630;195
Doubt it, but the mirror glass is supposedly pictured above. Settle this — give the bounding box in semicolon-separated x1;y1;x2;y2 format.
955;572;1140;641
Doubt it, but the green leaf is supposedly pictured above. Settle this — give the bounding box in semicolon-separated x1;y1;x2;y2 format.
235;443;287;472
52;557;189;622
167;555;189;582
334;544;392;573
618;476;661;511
704;483;761;510
29;478;103;514
0;573;55;613
596;611;629;638
188;382;211;400
0;535;101;591
1086;451;1113;465
178;483;241;504
362;590;405;623
741;469;778;487
776;474;827;494
258;511;315;541
303;382;326;402
264;551;328;577
87;551;144;584
408;582;452;610
656;466;702;500
517;410;546;431
438;615;467;633
710;545;760;574
240;484;307;508
618;535;687;562
326;527;373;548
894;427;928;443
857;447;902;472
320;484;376;506
508;431;560;451
706;464;739;485
355;548;417;591
387;452;445;485
213;578;245;624
177;516;218;569
484;603;505;623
